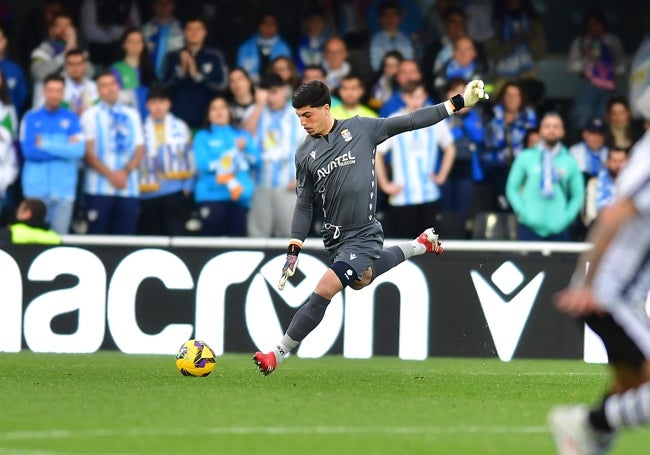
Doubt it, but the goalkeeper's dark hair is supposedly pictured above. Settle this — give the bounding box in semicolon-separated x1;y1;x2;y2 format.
292;80;331;109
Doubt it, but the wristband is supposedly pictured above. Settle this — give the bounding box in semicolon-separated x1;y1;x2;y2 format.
287;239;303;256
450;94;464;112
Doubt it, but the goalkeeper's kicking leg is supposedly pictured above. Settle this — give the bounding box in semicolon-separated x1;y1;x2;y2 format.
253;228;442;376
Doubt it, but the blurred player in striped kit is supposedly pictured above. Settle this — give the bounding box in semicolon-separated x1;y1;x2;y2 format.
550;127;650;454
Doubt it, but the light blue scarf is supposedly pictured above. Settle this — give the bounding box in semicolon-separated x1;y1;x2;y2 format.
595;169;615;212
540;146;558;198
108;106;130;155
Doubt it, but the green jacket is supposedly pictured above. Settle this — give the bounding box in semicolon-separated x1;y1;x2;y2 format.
506;145;584;237
2;222;62;246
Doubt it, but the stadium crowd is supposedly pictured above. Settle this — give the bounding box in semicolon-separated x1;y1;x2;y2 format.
0;0;649;241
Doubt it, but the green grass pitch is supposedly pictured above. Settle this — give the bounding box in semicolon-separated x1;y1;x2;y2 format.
1;352;649;454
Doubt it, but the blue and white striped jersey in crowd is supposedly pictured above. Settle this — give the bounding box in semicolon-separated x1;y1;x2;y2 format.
247;102;306;189
81;102;144;197
377;110;453;206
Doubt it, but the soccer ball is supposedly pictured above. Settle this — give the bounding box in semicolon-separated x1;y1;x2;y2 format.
175;339;217;377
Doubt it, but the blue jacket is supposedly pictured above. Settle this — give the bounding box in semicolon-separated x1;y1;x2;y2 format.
194;125;260;207
236;33;292;82
0;58;27;112
19;106;84;200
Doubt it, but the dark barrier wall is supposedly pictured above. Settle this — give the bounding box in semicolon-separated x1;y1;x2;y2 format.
0;239;595;361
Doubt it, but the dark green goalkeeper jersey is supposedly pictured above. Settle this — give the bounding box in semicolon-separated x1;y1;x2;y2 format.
290;102;451;242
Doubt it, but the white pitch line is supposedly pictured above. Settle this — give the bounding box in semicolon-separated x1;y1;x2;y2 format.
0;425;548;441
461;371;606;376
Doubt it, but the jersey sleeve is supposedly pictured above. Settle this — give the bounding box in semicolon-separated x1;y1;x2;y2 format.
376;136;393;155
294;153;315;200
358;103;450;145
290;153;315;241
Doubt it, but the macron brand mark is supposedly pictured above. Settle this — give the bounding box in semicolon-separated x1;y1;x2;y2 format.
470;261;545;362
316;151;356;180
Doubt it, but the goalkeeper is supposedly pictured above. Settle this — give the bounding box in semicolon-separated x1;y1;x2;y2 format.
254;79;488;375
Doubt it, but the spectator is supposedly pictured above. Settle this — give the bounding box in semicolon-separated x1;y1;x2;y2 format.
19;74;85;234
0;120;16;218
322;37;351;93
193;95;259;237
79;0;141;69
0;198;61;246
421;5;489;97
267;56;300;93
369;1;414;72
138;87;193;236
368;50;403;112
80;71;144;235
18;0;64;72
569;117;609;181
604;95;645;150
62;49;99;115
567;7;626;135
433;35;487;101
0;26;27;114
482;80;537;211
365;0;423;40
582;146;628;229
227;67;255;128
160;18;229;131
379;59;428;118
300;64;342;108
295;6;331;75
375;80;456;238
110;27;155;119
0;67;17;136
330;73;377;120
440;77;485;238
30;12;91;84
33;49;99;114
484;0;546;93
236;12;292;85
423;0;494;46
242;73;305;238
506;112;584;241
141;0;184;78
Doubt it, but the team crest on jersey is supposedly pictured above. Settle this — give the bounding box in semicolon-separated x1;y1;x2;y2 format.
341;129;352;142
202;62;213;74
60;119;70;129
310;150;316;159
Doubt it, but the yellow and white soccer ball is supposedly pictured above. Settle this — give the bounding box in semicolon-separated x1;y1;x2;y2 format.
175;339;217;377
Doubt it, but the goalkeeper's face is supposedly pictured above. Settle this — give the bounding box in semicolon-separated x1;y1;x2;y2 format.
295;104;332;136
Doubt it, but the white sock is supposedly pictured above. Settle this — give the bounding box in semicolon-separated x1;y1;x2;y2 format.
272;334;299;364
398;239;426;259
